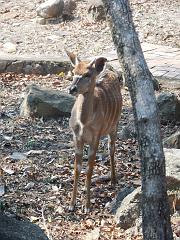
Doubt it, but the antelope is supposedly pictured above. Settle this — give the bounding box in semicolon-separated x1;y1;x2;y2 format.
66;50;122;213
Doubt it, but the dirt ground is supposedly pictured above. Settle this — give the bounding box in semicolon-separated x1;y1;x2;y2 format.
0;0;179;58
0;0;180;239
0;72;179;240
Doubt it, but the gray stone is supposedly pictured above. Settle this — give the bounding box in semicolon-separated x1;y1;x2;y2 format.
36;0;64;19
29;63;44;75
158;78;180;90
163;131;180;149
114;93;180;142
157;92;180;122
0;53;71;75
20;84;75;119
0;213;49;240
115;187;141;229
0;61;7;71
164;148;180;181
115;148;180;229
6;61;24;73
35;17;47;25
119;93;180;141
109;186;135;214
24;64;33;74
87;0;106;21
164;148;180;211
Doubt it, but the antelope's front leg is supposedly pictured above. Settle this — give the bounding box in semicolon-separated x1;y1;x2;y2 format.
69;140;83;211
85;139;99;213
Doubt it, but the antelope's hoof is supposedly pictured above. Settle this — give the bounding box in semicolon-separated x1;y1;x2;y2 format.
68;205;75;212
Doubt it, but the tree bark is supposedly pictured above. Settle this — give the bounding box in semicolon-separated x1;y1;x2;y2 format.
102;0;173;239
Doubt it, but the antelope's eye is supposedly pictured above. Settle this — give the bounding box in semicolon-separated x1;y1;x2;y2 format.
83;73;91;78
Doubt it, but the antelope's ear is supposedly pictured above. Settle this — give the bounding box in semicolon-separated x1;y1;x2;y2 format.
94;57;107;74
65;48;80;67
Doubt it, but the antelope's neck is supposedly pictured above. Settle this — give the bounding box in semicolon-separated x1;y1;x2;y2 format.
77;88;95;124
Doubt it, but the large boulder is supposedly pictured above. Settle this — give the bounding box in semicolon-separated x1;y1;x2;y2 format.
20;85;75;119
163;131;180;149
0;214;49;240
157;92;180;122
36;0;64;19
115;148;180;229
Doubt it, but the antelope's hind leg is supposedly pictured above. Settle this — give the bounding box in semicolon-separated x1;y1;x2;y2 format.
108;128;117;185
69;139;84;211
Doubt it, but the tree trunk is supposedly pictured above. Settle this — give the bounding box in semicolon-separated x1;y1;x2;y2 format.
102;0;173;239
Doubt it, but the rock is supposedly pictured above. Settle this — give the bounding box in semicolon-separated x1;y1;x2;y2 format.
164;148;180;212
25;182;35;190
163;131;180;149
0;54;71;75
164;148;180;181
108;186;135;214
157;92;180;122
6;61;24;73
3;42;17;53
10;152;27;161
63;0;76;19
0;213;49;240
36;0;64;19
35;17;47;25
166;177;180;212
115;187;141;229
0;61;7;72
20;84;75;119
113;92;180;141
159;149;180;211
115;148;180;229
87;0;106;21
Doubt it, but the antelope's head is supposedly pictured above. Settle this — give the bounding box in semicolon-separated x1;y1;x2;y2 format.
66;50;107;96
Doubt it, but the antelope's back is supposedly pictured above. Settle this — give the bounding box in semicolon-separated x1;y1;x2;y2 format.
94;69;122;135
